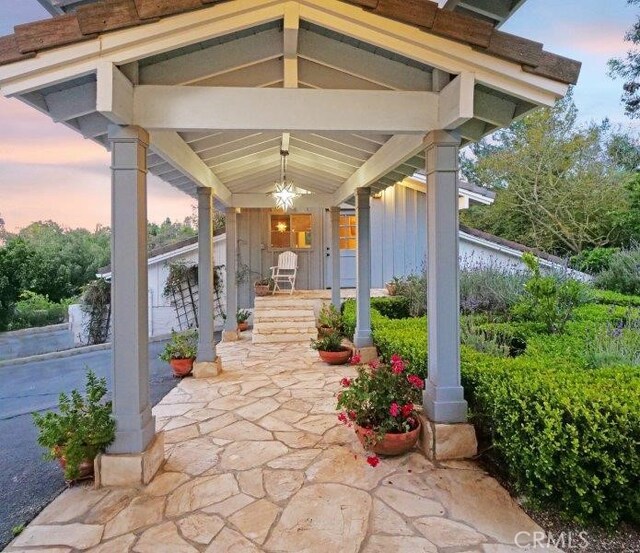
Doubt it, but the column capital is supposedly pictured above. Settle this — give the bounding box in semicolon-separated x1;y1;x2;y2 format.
329;206;341;214
226;206;240;215
107;124;149;145
424;130;461;149
197;186;213;198
355;187;371;199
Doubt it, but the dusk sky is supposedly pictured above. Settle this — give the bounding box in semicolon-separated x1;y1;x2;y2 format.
0;0;637;232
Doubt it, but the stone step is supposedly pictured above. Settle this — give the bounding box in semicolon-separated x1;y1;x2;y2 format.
254;298;319;310
253;322;318;333
252;331;318;344
253;309;316;321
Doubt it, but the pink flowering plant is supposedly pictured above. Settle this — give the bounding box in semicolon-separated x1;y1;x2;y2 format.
336;354;424;452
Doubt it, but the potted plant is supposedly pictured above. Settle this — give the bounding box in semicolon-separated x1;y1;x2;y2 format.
237;309;251;332
311;332;352;365
254;277;273;297
159;330;198;377
32;370;116;482
336;354;424;465
386;276;401;296
317;302;342;337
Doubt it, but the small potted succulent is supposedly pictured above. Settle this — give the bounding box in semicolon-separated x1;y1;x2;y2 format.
317;302;342;337
33;370;115;482
254;277;273;297
237;309;251;332
337;354;424;466
159;330;198;377
311;331;352;365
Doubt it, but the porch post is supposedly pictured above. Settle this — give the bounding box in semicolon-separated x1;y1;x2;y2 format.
423;130;467;423
330;206;341;310
194;187;220;376
107;124;154;455
223;207;239;341
354;187;373;349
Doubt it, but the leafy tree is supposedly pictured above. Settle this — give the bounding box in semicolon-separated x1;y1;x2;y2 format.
148;216;197;251
0;239;34;330
461;95;639;256
609;0;640;118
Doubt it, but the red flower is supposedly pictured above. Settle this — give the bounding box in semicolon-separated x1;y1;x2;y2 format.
407;374;424;389
389;402;400;417
348;410;356;421
350;354;362;365
366;455;380;467
390;354;406;374
340;377;352;387
337;412;348;424
401;403;414;418
369;359;380;369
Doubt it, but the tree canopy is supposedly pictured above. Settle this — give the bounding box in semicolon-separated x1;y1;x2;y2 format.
460;94;640;257
609;0;640;118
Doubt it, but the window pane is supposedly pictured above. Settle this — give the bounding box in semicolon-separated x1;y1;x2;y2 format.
290;214;312;249
270;214;290;249
339;214;356;250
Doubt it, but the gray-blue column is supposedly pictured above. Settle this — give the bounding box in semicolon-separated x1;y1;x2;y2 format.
354;188;373;348
196;187;217;362
423;130;468;423
108;125;154;454
330;206;341;310
224;207;238;334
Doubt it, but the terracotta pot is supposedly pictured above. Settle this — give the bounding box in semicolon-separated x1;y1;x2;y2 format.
386;283;397;296
170;357;194;377
54;447;94;480
238;322;249;332
354;419;421;456
318;347;352;365
255;284;271;297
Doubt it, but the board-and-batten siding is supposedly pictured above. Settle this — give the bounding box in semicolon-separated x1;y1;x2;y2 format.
369;184;427;288
237;208;325;308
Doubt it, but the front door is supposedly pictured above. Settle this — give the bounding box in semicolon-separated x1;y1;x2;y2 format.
324;210;357;288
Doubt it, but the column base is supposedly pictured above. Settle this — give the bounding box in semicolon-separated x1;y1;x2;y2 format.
353;345;378;364
417;414;477;461
193;357;222;378
423;383;468;423
96;432;164;488
222;329;240;342
353;329;373;349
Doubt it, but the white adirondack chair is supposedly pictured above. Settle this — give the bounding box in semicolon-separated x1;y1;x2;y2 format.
270;251;298;295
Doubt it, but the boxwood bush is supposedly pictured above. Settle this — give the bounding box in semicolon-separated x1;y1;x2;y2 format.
344;296;640;527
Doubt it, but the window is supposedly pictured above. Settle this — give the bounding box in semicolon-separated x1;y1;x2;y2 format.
340;213;357;250
270;213;312;249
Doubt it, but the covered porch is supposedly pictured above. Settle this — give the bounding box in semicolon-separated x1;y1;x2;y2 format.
0;0;579;487
7;336;556;553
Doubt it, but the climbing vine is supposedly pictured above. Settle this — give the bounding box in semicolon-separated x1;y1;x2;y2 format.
81;278;111;345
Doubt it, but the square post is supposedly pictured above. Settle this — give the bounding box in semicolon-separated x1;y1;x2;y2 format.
108;125;154;454
99;125;164;488
423;130;467;423
193;187;221;377
354;187;373;349
330;206;341;310
223;207;239;342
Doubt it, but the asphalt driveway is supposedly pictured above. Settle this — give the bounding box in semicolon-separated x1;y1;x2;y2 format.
0;337;218;550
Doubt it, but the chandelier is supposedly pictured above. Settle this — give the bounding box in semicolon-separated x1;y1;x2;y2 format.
271;151;300;211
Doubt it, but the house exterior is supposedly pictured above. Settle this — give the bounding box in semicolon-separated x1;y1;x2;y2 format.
0;0;580;483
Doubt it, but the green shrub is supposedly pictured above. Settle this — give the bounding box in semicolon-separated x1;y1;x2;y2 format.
460;317;511;357
595;245;640;295
571;247;619;274
512;253;591;333
9;291;70;330
460;257;526;316
585;313;640;369
371;296;410;319
394;274;427;317
591;288;640;307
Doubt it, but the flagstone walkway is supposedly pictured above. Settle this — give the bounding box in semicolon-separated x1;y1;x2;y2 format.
5;336;559;553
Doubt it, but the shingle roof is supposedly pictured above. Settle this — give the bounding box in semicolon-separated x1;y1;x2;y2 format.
0;0;581;85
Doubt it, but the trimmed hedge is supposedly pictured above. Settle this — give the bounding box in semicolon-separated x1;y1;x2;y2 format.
592;289;640;308
347;296;640;527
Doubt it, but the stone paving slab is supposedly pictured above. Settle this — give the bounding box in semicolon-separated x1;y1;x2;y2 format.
4;336;560;553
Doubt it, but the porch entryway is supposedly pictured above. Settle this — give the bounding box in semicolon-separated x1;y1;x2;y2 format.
6;337;554;553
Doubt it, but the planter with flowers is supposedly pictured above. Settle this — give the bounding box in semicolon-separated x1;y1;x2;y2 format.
159;330;198;377
236;309;251;332
336;354;424;465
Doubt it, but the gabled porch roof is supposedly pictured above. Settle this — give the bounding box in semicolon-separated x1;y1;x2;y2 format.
0;0;580;207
